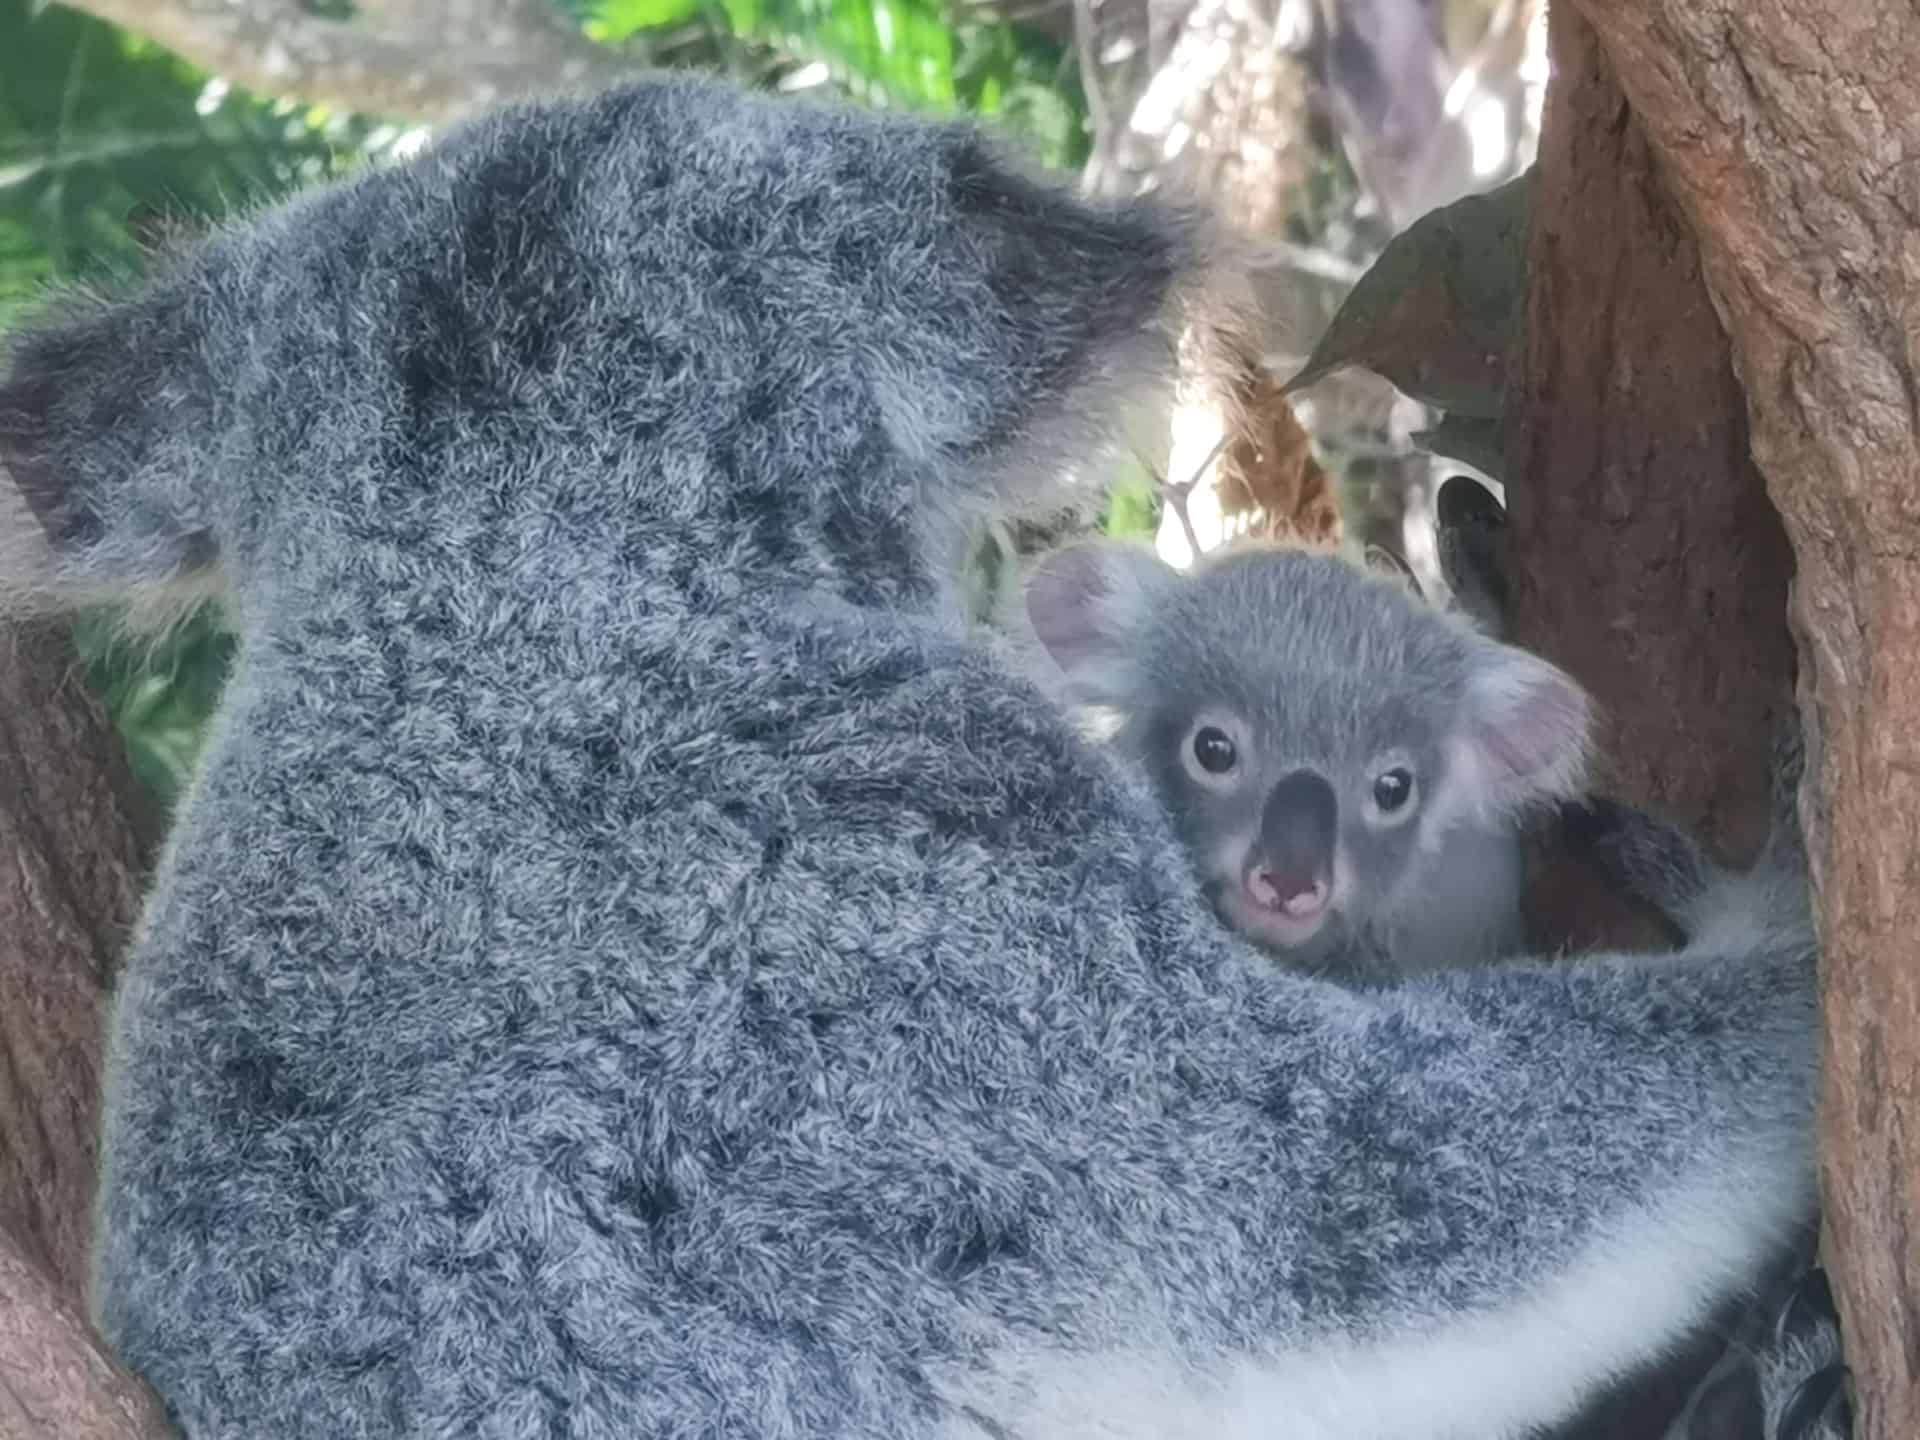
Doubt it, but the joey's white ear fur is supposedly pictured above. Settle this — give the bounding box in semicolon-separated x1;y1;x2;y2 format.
1447;641;1593;823
1021;539;1175;711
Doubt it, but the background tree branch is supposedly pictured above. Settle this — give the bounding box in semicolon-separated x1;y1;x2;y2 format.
1559;2;1920;1436
0;616;166;1436
0;619;151;1298
55;0;633;122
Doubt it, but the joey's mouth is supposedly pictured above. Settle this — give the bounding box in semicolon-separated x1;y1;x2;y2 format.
1214;881;1336;950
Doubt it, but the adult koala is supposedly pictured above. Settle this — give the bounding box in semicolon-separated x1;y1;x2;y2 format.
0;74;1818;1440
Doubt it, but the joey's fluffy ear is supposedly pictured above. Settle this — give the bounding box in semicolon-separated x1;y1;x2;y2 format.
1021;539;1174;710
0;284;225;627
1448;640;1593;820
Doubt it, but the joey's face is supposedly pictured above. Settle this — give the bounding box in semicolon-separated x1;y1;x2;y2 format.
1141;698;1446;958
1026;539;1590;972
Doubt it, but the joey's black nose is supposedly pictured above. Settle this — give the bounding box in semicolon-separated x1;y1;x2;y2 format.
1250;770;1337;907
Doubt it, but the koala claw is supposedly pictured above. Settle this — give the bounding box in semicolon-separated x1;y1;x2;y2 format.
1776;1364;1851;1440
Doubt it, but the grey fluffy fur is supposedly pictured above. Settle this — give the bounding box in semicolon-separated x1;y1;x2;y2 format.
1562;750;1852;1440
0;73;1821;1440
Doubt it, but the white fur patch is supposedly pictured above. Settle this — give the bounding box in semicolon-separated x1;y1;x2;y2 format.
933;1148;1814;1440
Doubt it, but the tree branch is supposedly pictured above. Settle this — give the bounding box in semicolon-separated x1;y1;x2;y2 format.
1561;3;1920;1436
0;613;163;1434
0;620;151;1298
56;0;637;123
0;1238;175;1439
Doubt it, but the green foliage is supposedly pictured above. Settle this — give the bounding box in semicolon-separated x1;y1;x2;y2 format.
586;0;1088;168
0;0;395;316
1284;167;1530;418
1284;167;1533;487
950;20;1083;170
70;608;237;813
1103;464;1160;540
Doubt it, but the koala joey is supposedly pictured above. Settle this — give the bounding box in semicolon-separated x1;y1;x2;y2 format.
1;73;1821;1440
1023;535;1589;982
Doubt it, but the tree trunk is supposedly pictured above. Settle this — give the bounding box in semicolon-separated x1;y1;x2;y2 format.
1554;3;1920;1437
0;1240;174;1439
1506;5;1797;866
1502;9;1800;1433
0;619;171;1436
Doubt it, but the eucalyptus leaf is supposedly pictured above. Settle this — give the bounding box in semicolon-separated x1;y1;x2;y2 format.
1285;167;1532;419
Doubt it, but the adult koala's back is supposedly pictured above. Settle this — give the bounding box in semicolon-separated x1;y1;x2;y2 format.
1;75;1817;1440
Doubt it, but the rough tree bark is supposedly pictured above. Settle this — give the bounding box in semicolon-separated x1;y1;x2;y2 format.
1506;7;1797;867
1507;10;1801;1341
0;621;171;1436
0;1242;173;1439
1549;3;1920;1438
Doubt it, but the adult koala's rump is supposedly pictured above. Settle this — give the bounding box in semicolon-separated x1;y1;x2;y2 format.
0;75;1818;1440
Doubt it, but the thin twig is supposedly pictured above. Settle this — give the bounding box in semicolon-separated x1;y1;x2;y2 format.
1143;426;1231;562
1241;238;1370;287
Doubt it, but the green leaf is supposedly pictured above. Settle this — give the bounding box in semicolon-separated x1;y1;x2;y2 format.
70;604;237;813
591;0;705;40
1103;460;1160;540
1284;167;1532;418
584;0;1087;168
951;22;1087;169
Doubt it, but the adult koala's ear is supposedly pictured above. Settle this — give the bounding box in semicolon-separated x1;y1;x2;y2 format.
0;260;230;628
878;131;1253;521
1022;538;1175;711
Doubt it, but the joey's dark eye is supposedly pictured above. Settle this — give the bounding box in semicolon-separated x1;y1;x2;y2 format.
1192;726;1238;775
1373;767;1415;813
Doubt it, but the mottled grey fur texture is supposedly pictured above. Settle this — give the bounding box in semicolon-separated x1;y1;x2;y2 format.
0;73;1821;1440
1563;769;1852;1440
1020;537;1586;983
